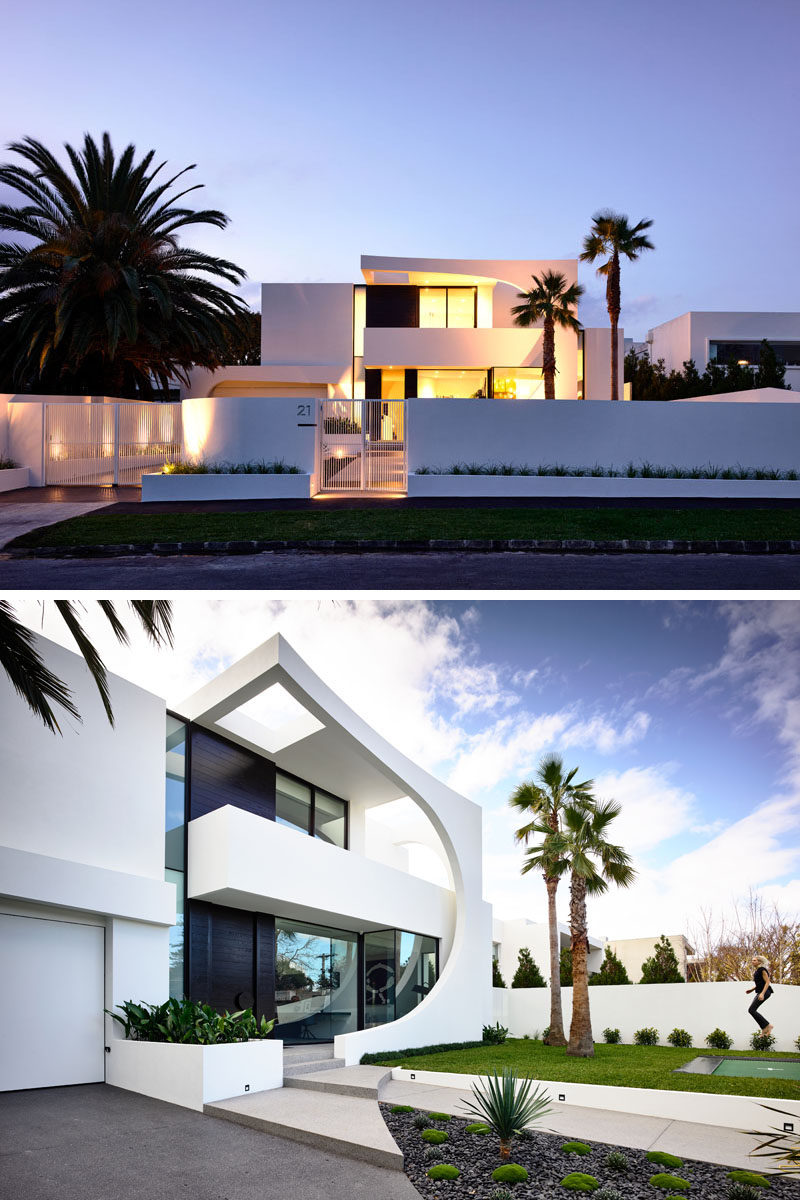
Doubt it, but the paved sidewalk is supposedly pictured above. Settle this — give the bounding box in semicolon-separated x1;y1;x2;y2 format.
0;501;113;549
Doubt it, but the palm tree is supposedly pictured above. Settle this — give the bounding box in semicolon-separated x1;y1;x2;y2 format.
579;211;654;401
524;799;636;1057
510;754;595;1046
0;133;247;397
511;271;584;400
0;599;173;732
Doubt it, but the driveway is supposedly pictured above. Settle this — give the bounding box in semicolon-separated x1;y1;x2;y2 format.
0;1083;419;1200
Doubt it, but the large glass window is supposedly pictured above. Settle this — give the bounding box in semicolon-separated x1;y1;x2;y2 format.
419;286;476;329
275;920;358;1043
364;929;438;1028
314;790;346;848
396;932;438;1019
276;773;312;835
165;716;186;998
492;368;545;400
710;340;800;367
364;929;396;1028
418;369;488;398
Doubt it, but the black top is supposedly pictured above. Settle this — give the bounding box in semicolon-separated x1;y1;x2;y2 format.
754;966;773;996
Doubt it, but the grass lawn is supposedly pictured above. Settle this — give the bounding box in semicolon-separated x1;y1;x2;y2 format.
373;1039;800;1100
10;505;800;549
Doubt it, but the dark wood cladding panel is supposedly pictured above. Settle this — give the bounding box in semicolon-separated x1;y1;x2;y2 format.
209;906;255;1012
256;914;277;1021
188;900;276;1018
365;285;418;328
187;899;212;1003
189;727;276;822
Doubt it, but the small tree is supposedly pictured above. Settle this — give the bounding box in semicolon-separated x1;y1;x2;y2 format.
492;958;507;988
756;339;789;390
640;935;684;983
511;947;546;989
588;946;631;986
559;945;573;987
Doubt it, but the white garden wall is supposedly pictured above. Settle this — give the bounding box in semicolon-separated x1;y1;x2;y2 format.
493;982;799;1053
407;397;800;473
181;395;318;470
107;1038;283;1111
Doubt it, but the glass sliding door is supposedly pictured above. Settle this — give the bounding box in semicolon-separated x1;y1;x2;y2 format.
275;919;358;1043
396;932;438;1019
363;929;396;1028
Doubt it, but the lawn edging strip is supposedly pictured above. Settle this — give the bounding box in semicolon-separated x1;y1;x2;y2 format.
389;1066;800;1132
8;536;800;558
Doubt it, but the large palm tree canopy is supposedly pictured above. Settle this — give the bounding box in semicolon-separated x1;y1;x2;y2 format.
0;133;247;396
579;210;655;276
510;271;584;330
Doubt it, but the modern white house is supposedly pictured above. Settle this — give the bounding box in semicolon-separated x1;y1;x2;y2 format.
0;631;493;1096
492;916;604;987
646;312;800;391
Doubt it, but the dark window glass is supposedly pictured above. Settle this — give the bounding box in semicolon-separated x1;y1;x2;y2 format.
314;790;346;848
365;285;419;328
275;920;358;1043
364;929;397;1027
710;341;800;367
276;773;311;835
396;932;438;1019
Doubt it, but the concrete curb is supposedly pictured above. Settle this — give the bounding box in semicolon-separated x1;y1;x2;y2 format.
7;537;800;558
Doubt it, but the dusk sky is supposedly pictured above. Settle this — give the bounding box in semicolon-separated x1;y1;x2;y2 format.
15;598;800;948
1;0;797;338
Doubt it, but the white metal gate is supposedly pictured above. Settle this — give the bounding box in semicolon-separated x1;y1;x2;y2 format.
44;402;182;486
319;400;406;493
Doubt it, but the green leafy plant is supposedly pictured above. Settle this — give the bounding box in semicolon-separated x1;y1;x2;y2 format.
427;1112;452;1121
649;1174;690;1191
465;1122;491;1134
604;1151;629;1171
667;1029;692;1048
0;455;19;469
423;1144;442;1161
647;1152;684;1168
706;1028;733;1050
750;1032;776;1051
427;1164;460;1180
483;1022;509;1044
635;1027;659;1046
461;1068;552;1158
727;1171;770;1188
727;1184;761;1200
413;1112;428;1129
603;1028;621;1044
107;998;274;1044
360;1039;485;1064
492;1164;529;1184
390;1104;414;1114
420;1129;448;1145
491;1190;514;1200
561;1173;600;1191
165;458;301;475
563;1141;592;1155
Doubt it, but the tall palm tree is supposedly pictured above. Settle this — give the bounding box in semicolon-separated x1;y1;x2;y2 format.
0;133;247;397
524;799;636;1057
0;600;173;732
511;754;595;1046
511;271;584;400
579;211;654;401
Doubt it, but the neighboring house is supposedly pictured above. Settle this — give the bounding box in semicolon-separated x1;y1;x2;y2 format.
646;312;800;391
492;916;604;986
605;934;694;982
187;255;622;405
0;632;493;1092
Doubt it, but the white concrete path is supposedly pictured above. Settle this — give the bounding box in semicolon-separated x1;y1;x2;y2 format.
0;502;112;548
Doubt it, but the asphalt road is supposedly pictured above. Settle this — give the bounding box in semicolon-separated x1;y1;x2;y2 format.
2;550;799;590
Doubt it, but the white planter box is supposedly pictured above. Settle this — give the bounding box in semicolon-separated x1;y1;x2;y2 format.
107;1038;283;1111
0;467;30;493
141;472;312;501
408;474;800;499
391;1066;800;1132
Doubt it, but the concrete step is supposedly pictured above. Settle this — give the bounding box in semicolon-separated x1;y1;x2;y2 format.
283;1065;391;1099
205;1085;404;1171
281;1041;336;1064
283;1055;346;1078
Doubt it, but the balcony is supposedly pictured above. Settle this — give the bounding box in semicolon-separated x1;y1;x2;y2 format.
187;804;456;938
363;327;544;370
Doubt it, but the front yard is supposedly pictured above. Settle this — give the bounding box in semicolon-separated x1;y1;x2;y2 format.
372;1040;800;1100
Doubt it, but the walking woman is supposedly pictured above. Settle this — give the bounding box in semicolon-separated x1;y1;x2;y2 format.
746;955;774;1036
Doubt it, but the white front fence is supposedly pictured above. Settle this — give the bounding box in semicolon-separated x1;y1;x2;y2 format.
320;400;406;492
44;402;181;486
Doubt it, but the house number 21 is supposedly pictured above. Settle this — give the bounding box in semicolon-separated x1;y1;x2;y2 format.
296;403;312;418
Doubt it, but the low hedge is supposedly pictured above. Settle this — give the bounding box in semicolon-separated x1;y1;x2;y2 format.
360;1039;485;1064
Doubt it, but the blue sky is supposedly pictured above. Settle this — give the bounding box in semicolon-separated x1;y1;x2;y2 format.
16;597;800;944
1;0;798;337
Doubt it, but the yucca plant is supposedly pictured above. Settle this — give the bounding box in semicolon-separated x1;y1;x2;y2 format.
746;1105;800;1174
460;1068;552;1158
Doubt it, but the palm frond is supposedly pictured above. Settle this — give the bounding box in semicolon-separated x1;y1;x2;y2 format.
0;601;81;733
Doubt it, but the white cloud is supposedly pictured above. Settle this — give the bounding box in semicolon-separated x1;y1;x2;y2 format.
560;710;651;754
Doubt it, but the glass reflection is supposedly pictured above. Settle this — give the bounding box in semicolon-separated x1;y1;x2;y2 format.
314;790;346;848
418;369;488;398
276;773;311;835
364;929;396;1027
275;920;358;1043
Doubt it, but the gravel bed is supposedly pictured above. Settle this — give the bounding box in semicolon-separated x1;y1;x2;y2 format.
381;1105;800;1200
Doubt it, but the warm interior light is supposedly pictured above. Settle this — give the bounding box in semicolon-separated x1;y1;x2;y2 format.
737;359;750;366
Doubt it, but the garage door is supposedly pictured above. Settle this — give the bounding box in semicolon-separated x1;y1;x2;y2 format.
210;381;328;398
0;914;105;1090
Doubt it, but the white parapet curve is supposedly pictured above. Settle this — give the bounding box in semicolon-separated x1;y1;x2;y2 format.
408;474;800;499
141;471;313;502
390;1067;800;1132
107;1039;284;1111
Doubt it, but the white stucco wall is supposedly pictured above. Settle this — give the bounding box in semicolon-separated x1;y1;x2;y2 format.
648;312;800;391
181;395;319;470
494;981;798;1053
407;397;800;472
261;281;353;383
583;327;625;401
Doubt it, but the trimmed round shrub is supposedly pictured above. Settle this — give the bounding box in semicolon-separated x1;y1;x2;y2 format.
561;1174;600;1192
750;1032;776;1051
667;1029;692;1048
635;1027;659;1046
421;1128;448;1144
427;1164;460;1180
647;1152;684;1169
603;1027;621;1044
727;1171;770;1189
649;1174;690;1191
705;1028;733;1050
563;1141;592;1156
390;1104;414;1114
465;1122;491;1134
604;1151;629;1171
427;1111;452;1121
492;1164;529;1185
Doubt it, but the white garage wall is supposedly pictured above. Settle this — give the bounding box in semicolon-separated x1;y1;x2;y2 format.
494;981;799;1053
